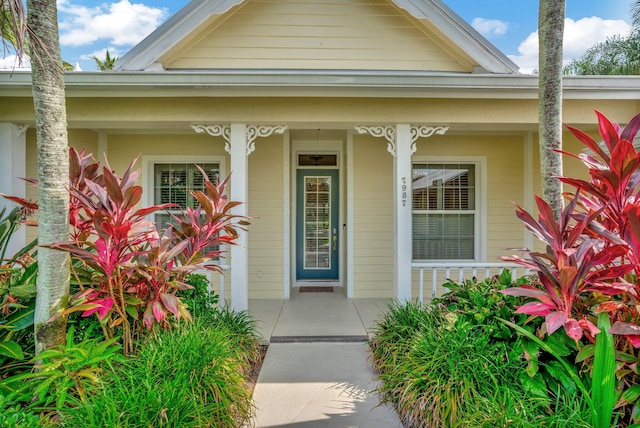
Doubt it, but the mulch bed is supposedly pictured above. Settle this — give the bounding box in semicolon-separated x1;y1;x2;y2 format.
247;344;268;396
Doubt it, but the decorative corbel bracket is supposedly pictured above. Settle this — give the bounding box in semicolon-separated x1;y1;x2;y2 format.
354;125;396;155
246;125;287;156
192;124;287;156
192;124;232;153
355;125;449;156
16;125;29;136
409;126;449;154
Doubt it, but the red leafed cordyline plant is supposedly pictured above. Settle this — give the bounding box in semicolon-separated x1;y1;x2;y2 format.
500;110;640;425
4;148;247;355
501;111;640;343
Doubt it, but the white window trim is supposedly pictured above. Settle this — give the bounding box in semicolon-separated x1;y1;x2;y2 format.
141;155;227;212
411;155;487;263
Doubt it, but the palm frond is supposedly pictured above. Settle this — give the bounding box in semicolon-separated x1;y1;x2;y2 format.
1;0;28;65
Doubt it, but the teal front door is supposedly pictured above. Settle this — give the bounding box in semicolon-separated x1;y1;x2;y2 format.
296;169;339;280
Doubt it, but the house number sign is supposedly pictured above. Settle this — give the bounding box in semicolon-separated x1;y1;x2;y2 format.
401;177;407;207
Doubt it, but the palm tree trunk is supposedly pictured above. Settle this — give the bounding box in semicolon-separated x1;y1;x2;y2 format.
27;0;70;354
538;0;565;219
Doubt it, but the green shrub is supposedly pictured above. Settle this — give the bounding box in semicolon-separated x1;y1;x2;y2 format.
433;269;533;339
0;206;38;370
0;392;48;428
371;275;591;427
437;273;588;398
207;306;262;357
61;314;260;427
0;328;122;413
178;273;219;319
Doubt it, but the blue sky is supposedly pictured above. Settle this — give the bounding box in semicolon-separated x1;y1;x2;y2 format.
1;0;635;72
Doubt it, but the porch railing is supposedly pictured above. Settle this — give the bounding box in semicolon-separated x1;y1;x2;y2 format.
412;262;533;302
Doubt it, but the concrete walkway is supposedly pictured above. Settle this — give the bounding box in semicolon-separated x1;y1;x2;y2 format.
246;288;403;427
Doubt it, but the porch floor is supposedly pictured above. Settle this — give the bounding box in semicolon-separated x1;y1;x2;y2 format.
247;288;403;427
248;287;392;342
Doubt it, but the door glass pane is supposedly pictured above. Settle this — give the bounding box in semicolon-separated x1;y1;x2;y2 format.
304;176;332;270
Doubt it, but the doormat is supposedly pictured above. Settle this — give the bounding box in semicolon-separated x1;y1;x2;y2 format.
299;286;334;292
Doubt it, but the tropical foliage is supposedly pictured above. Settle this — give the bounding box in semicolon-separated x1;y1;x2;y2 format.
6;147;247;355
371;274;591;427
0;328;122;412
0;207;36;366
564;32;640;76
89;50;118;71
373;111;640;427
59;314;260;427
0;146;260;425
0;0;28;65
501;110;640;425
0;301;260;426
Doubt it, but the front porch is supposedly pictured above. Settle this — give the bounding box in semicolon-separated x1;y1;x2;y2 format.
247;287;390;343
244;260;530;343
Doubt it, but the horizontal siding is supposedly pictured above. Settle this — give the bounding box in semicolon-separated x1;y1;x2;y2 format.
414;134;526;265
165;0;471;72
248;135;284;297
353;134;394;298
81;132;284;298
25;129;100;244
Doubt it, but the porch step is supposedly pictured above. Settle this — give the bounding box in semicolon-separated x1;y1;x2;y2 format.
269;335;368;343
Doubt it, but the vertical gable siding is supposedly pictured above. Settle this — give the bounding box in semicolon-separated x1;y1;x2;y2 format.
164;0;471;72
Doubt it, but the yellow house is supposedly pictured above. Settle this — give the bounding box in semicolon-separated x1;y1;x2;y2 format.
2;0;640;311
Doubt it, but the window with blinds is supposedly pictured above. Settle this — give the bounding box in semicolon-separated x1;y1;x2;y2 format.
153;163;220;230
412;163;476;260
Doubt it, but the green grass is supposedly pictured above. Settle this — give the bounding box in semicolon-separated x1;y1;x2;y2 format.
61;312;260;427
370;300;591;427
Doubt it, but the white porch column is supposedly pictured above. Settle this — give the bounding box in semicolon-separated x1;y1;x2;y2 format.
193;123;286;311
355;124;448;302
229;124;249;311
393;124;413;301
0;123;27;256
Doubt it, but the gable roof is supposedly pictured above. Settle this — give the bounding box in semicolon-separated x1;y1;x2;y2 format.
115;0;519;74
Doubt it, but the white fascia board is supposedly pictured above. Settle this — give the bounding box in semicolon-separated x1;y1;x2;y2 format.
392;0;520;74
114;0;246;71
3;71;640;100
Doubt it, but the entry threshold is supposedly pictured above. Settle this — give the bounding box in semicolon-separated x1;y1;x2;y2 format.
269;335;368;343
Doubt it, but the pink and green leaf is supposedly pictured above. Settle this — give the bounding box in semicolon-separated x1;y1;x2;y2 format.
515;301;555;316
160;293;180;318
546;311;568;335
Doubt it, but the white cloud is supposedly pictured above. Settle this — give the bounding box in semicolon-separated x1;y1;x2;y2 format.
472;18;509;36
57;0;168;47
509;17;630;74
0;54;30;70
